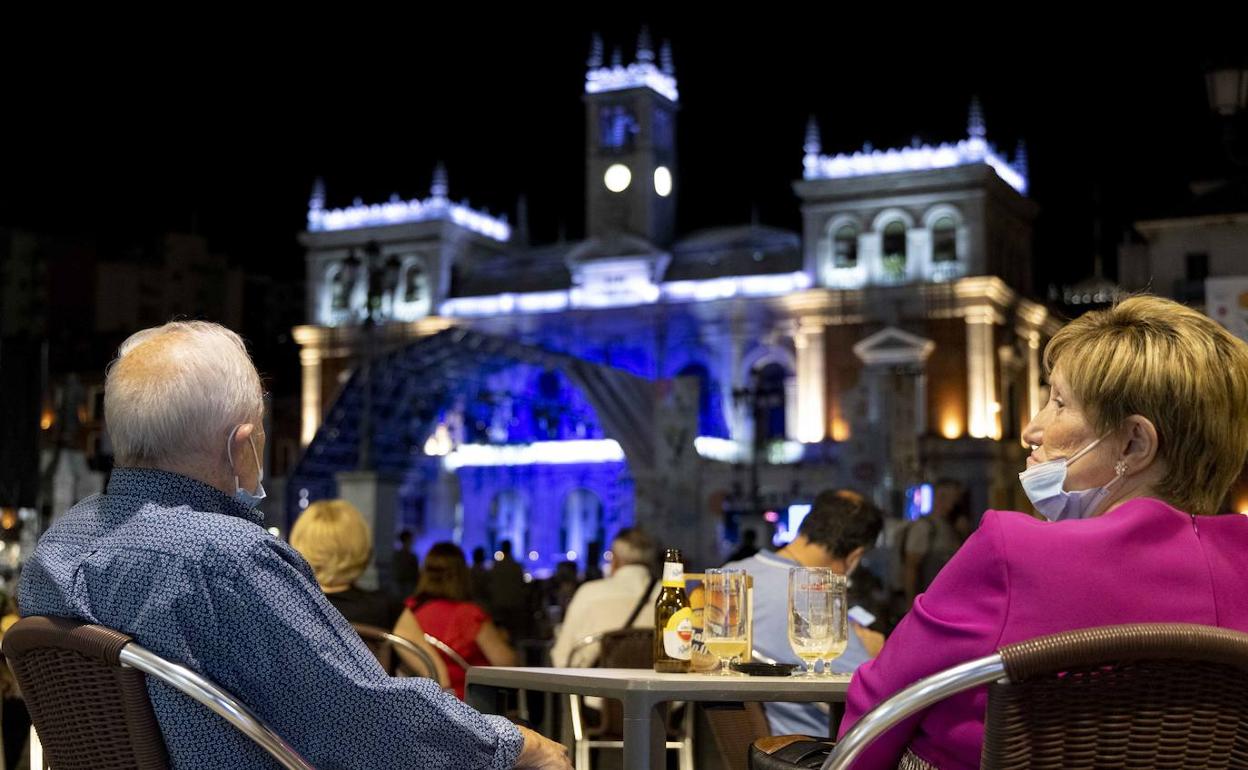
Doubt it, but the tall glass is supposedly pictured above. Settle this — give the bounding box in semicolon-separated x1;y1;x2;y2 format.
787;567;846;678
816;575;848;677
702;568;749;675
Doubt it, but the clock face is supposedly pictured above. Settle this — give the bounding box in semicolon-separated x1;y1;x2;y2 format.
654;166;673;197
604;164;632;193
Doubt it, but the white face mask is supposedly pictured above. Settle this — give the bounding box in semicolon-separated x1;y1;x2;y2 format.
1018;434;1126;521
227;425;266;509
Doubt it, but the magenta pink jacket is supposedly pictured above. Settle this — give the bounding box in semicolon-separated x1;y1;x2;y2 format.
839;498;1248;769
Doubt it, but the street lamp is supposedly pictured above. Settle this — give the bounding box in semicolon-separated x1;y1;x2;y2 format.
730;365;787;533
341;240;402;470
1205;62;1248;167
1206;66;1248;117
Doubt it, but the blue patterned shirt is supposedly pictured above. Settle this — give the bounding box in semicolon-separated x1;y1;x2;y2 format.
18;468;523;769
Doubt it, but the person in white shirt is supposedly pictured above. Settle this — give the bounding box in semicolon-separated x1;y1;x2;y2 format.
550;528;656;667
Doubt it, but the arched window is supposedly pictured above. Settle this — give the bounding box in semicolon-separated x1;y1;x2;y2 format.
330;268;351;311
599;105;639;150
932;216;957;263
488;490;528;556
834;225;858;268
403;264;425;303
561;488;604;562
753;362;789;443
882;221;908;279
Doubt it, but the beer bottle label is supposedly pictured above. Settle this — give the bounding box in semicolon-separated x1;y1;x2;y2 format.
662;607;694;660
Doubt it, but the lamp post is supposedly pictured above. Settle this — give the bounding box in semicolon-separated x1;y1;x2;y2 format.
335;240;402;593
730;365;786;535
341;240;401;470
1205;62;1248;167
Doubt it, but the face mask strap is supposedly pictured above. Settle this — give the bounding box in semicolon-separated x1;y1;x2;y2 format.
227;425;263;492
226;425;239;471
247;434;264;484
226;425;243;489
222;422;267;508
1065;433;1106;467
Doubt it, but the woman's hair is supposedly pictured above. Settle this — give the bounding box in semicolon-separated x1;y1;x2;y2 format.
1045;295;1248;516
414;542;473;603
289;500;372;588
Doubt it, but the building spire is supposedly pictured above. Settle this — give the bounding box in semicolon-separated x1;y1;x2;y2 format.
803;115;822;156
431;162;449;199
636;26;654;63
515;194;531;247
1013;138;1029;179
309;176;326;211
660;40;675;76
587;33;603;69
968;95;986;139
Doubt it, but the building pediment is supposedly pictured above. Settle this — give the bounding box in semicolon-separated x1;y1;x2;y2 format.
853;327;935;365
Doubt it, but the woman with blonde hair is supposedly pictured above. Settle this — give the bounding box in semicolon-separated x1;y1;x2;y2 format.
838;296;1248;769
291;500;448;688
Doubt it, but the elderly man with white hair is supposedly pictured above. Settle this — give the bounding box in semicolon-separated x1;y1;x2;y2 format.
18;321;570;770
550;527;657;668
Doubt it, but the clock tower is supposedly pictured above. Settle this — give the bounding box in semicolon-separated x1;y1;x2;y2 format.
583;29;677;247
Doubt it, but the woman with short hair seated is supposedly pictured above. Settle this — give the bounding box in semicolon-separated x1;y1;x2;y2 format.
839;296;1248;769
290;499;449;688
403;542;517;699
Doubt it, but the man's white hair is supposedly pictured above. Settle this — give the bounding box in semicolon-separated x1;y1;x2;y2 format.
610;528;655;568
104;321;264;466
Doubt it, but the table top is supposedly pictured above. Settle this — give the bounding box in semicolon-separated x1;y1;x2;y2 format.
466;666;850;702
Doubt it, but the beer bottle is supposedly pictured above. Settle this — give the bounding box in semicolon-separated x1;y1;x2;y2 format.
654;548;692;673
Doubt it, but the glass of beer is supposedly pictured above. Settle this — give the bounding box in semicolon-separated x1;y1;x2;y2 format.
702;568;749;675
788;567;845;678
817;576;849;677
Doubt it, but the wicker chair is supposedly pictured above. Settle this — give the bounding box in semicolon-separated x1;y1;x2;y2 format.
2;616;315;770
829;623;1248;769
750;623;1248;770
980;623;1248;769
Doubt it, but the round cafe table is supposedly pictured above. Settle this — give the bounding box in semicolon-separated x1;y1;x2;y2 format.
466;666;850;770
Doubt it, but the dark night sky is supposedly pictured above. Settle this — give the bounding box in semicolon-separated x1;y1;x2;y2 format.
0;21;1231;295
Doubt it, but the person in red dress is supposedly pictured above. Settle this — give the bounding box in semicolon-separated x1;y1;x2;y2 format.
402;542;517;699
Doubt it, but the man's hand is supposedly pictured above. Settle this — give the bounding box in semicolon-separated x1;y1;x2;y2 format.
514;725;572;769
853;624;886;658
